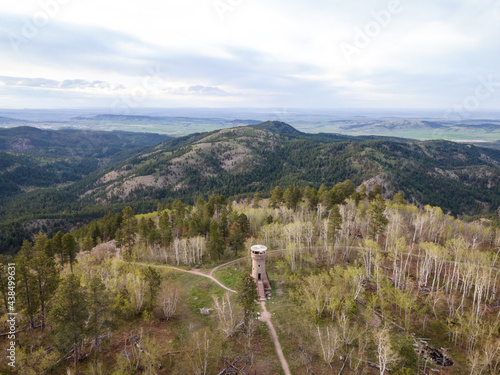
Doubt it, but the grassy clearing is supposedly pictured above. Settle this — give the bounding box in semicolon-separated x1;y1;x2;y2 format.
213;265;245;290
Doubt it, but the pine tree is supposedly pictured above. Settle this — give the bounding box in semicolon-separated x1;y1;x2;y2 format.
368;184;383;201
121;206;138;258
329;185;346;207
393;192;405;205
359;184;367;200
269;186;283;208
30;250;60;331
220;206;229;239
318;183;330;206
340;179;356;198
0;255;10;314
283;185;302;210
143;266;162;310
369;195;389;241
33;232;49;252
229;222;245;257
208;221;225;260
159;211;173;248
237;213;249;235
87;275;112;367
51;231;64;262
62;233;77;272
304;186;319;210
253;193;262;208
15;253;38;328
19;239;34;260
328;204;343;243
49;274;88;374
235;273;259;324
352;191;362;206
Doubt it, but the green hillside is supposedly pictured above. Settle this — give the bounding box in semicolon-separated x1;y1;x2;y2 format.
0;122;499;252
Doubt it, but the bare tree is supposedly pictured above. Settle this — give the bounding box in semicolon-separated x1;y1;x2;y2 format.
376;327;399;374
317;325;340;366
185;328;221;375
212;293;239;337
158;281;181;321
129;274;147;314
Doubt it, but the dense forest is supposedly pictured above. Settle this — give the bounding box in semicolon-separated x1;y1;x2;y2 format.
1;122;499;253
0;126;169;200
1;181;499;374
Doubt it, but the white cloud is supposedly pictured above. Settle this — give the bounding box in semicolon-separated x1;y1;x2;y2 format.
1;0;500;108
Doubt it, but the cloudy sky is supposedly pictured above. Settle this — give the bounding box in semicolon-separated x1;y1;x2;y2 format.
1;0;500;110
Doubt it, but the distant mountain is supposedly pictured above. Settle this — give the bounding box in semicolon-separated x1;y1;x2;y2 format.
71;114;175;122
249;120;305;135
336;120;500;144
339;119;447;132
0;126;169;157
225;119;262;125
459;123;500;131
70;122;500;216
0;116;31;125
70;114;262;126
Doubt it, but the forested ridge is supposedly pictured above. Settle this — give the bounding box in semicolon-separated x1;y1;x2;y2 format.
0;126;169;200
1;182;499;374
0;121;499;253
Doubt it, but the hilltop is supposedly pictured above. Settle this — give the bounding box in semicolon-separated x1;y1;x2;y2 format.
75;122;500;215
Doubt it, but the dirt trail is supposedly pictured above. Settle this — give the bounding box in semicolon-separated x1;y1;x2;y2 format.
209;257;247;277
259;302;292;375
118;251;291;374
128;261;236;294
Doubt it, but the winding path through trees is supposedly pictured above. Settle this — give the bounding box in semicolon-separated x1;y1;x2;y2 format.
258;301;292;375
118;250;291;375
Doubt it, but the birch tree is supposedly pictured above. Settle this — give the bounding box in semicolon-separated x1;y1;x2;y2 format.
376;327;399;374
157;281;180;321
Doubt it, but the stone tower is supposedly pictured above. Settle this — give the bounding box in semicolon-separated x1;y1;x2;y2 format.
251;245;271;299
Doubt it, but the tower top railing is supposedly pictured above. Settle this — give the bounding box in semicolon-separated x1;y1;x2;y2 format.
251;244;267;254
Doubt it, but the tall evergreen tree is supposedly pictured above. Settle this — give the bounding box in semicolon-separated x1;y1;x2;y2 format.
0;255;10;314
208;221;225;260
143;266;162;310
368;184;383;201
235;273;259;325
62;233;78;272
49;274;88;374
15;253;38;328
33;232;49;253
229;222;245;257
283;185;302;210
87;275;112;367
359;184;367;200
328;204;343;243
304;186;319;210
318;183;330;206
121;206;138;258
253;193;262;208
30;250;60;331
159;211;173;248
368;195;389;241
393;192;405;205
19;239;34;260
269;186;283;209
51;231;64;262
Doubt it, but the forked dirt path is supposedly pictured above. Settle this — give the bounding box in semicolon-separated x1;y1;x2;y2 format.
128;261;237;294
118;250;291;374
